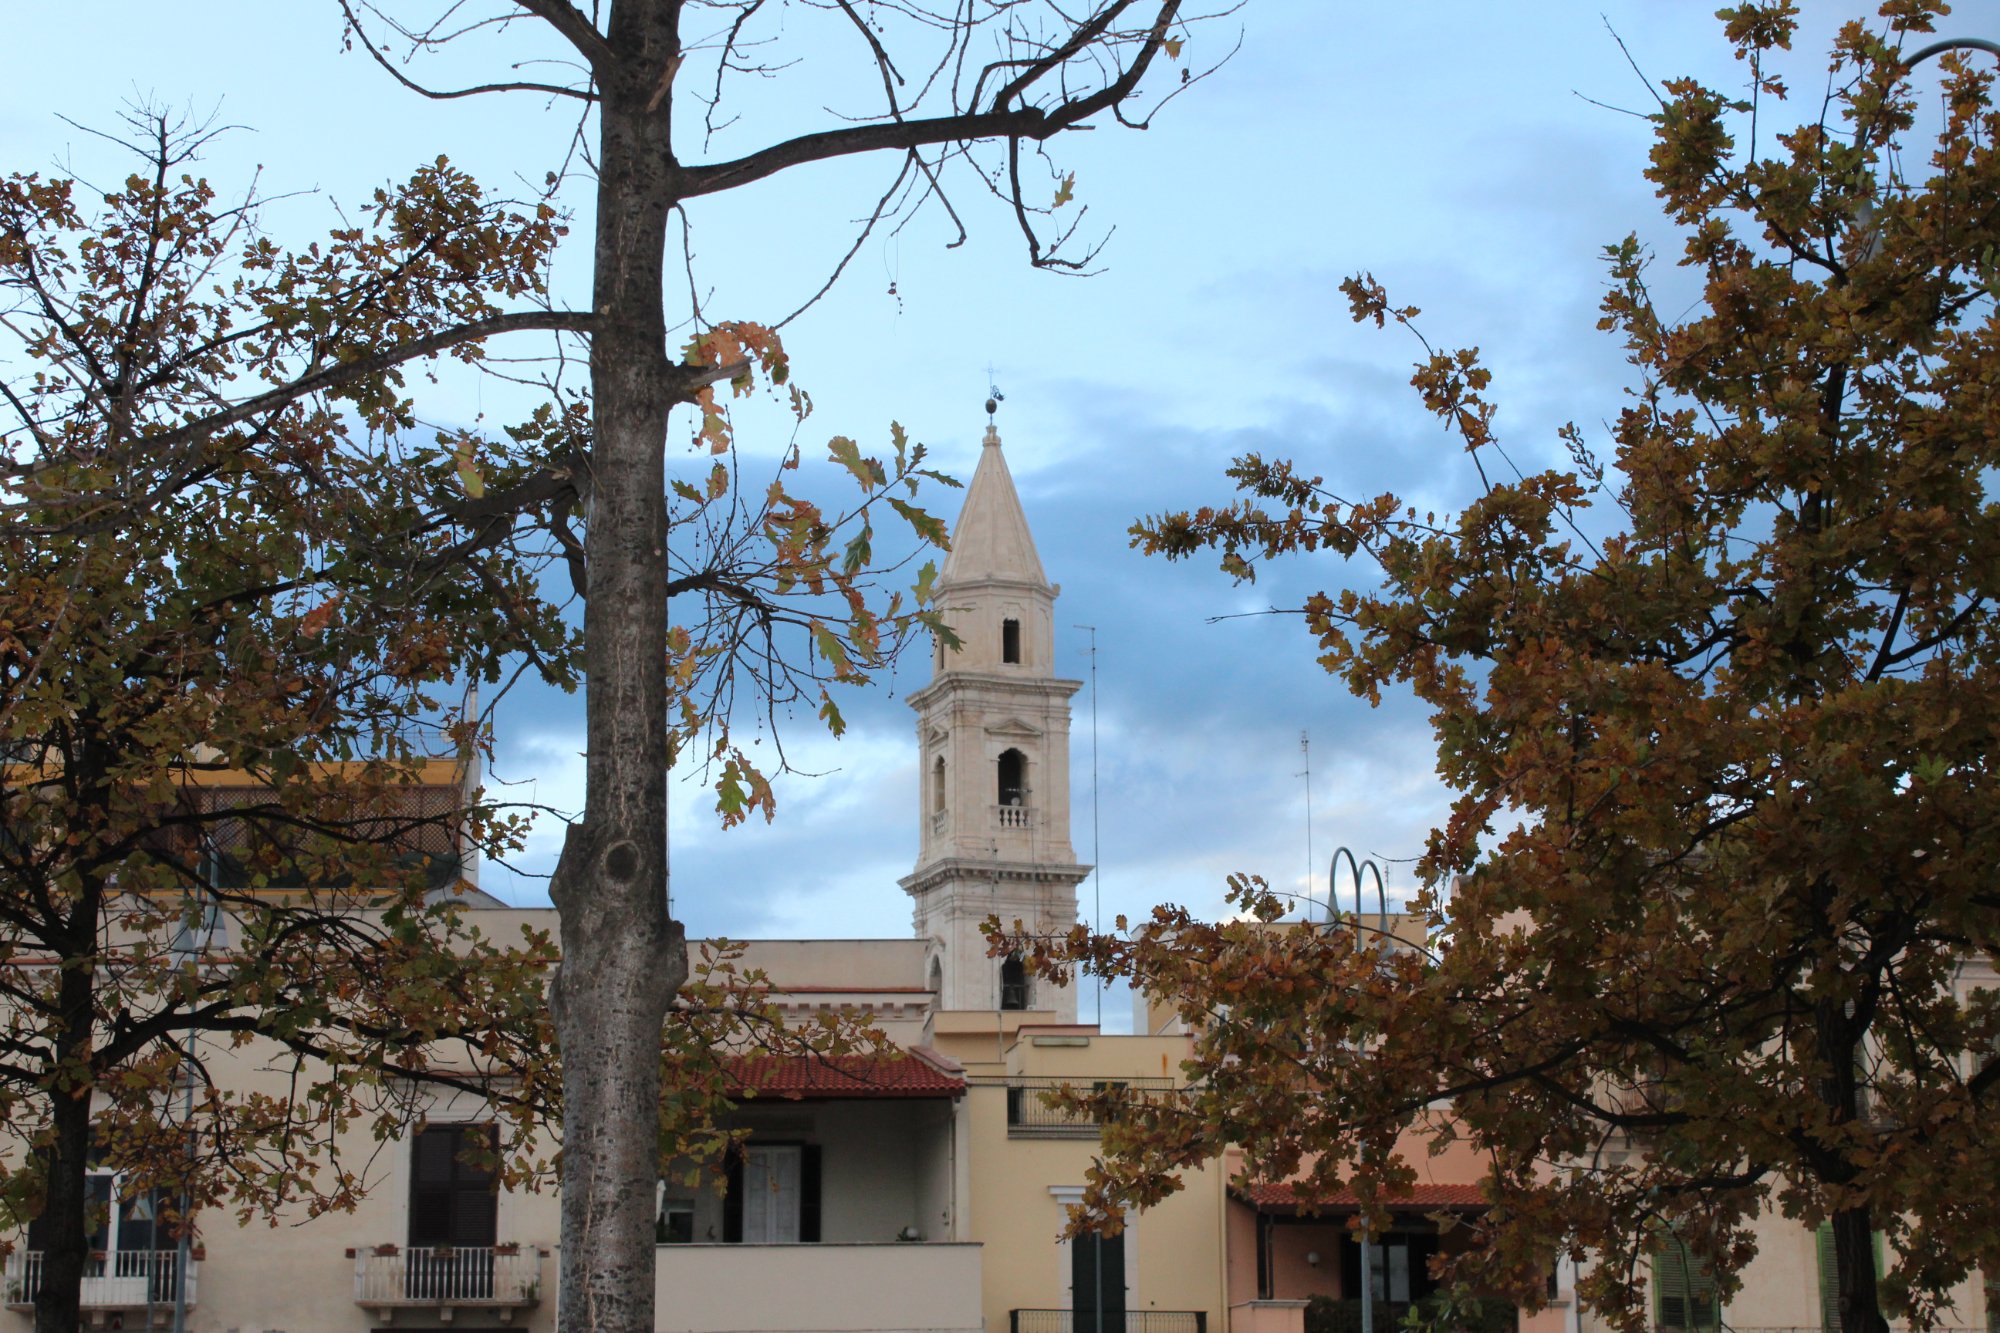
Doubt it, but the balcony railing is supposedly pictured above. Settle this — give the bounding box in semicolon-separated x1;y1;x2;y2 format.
1306;1299;1517;1333
995;803;1035;829
352;1245;543;1314
996;1077;1179;1138
4;1249;195;1311
1009;1312;1207;1333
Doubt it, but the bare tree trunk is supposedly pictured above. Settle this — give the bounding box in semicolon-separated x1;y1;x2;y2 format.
33;963;96;1333
547;7;688;1329
1832;1205;1888;1333
1815;993;1889;1333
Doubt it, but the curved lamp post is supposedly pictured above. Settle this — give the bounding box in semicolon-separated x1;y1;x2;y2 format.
1325;846;1391;1333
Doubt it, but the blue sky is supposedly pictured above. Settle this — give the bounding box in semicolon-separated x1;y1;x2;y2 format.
4;2;1918;1023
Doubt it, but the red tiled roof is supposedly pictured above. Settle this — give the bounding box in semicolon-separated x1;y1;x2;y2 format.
724;1051;965;1100
1236;1181;1488;1211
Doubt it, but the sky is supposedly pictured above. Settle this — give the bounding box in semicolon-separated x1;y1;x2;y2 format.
2;1;1919;1026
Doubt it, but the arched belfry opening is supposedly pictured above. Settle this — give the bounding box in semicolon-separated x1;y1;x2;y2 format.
997;749;1027;807
1002;617;1022;664
931;755;947;815
999;954;1029;1011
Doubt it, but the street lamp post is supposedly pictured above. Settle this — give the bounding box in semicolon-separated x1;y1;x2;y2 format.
1326;847;1392;1333
167;889;220;1333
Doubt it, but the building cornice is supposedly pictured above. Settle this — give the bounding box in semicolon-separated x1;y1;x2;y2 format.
906;672;1083;710
899;857;1092;898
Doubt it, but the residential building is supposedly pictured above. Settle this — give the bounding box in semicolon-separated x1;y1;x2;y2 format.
8;420;1986;1333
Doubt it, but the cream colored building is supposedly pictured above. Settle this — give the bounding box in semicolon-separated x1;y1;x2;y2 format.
5;422;1229;1333
15;420;1981;1333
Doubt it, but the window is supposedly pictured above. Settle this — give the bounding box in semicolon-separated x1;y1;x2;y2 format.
656;1194;695;1244
931;756;947;815
1653;1236;1719;1333
24;1168;177;1303
1000;954;1029;1010
997;749;1026;807
1002;618;1022;664
1071;1229;1126;1333
1341;1236;1439;1304
723;1143;821;1244
408;1124;499;1300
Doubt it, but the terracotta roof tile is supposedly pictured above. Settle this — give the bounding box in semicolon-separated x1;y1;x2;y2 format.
1236;1181;1487;1211
724;1052;965;1100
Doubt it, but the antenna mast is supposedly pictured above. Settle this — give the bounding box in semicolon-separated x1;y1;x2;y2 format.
1298;730;1315;921
1076;624;1101;1027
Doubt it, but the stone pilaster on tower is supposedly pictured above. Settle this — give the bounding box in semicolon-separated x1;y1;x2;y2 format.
901;424;1089;1018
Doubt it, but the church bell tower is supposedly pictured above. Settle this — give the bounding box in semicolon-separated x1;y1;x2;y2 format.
901;421;1088;1018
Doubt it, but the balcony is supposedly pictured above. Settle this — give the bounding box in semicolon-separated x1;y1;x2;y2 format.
1008;1313;1208;1333
652;1241;982;1332
351;1244;544;1322
1002;1077;1178;1139
4;1249;195;1322
995;803;1035;829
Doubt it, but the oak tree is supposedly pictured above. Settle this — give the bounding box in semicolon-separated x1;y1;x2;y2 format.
0;109;584;1333
1030;7;2000;1333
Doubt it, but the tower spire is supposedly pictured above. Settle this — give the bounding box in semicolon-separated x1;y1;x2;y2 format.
902;415;1088;1018
938;422;1049;590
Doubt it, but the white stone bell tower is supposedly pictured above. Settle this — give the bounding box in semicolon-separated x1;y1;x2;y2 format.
900;422;1088;1018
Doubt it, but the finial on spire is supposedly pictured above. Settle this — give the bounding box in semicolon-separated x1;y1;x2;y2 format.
984;366;1005;424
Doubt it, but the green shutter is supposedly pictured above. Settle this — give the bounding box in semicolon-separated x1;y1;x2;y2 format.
1655;1240;1689;1329
1816;1222;1885;1333
1654;1237;1720;1332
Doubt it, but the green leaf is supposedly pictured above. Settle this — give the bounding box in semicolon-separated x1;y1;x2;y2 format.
818;692;846;737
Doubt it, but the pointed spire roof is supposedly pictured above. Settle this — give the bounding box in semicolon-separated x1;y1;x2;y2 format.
939;424;1049;588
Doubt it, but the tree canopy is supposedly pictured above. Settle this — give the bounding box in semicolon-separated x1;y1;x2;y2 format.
1025;7;2000;1333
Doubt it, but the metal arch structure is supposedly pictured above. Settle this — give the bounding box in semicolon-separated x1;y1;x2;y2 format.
1325;844;1391;1333
1327;845;1390;948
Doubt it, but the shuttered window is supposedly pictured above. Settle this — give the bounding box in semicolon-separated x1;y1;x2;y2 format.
409;1124;498;1248
1815;1223;1886;1333
1653;1237;1719;1332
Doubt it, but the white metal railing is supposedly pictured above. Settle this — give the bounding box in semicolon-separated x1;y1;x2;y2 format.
5;1249;195;1309
352;1245;542;1307
995;804;1034;829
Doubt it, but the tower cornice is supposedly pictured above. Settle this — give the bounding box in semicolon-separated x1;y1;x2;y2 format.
899;857;1092;898
905;672;1083;711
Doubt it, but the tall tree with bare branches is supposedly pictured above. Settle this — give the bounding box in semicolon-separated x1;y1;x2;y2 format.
317;2;1221;1326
